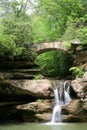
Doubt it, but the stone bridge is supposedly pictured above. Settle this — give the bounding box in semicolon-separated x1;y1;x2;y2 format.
32;41;67;54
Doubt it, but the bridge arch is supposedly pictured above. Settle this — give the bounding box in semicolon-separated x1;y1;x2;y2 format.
32;42;68;54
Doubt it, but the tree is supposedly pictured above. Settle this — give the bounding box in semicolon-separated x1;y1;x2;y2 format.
31;0;85;43
0;0;35;60
0;0;11;17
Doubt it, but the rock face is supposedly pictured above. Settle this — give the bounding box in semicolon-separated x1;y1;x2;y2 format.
0;79;53;122
0;60;53;123
83;71;87;81
62;75;87;122
62;99;87;122
0;80;53;98
71;78;87;99
17;100;52;122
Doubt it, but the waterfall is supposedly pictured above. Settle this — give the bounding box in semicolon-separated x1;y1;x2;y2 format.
51;81;71;123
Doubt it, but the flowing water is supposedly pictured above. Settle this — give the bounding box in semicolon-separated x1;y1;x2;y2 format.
51;81;71;123
0;123;87;130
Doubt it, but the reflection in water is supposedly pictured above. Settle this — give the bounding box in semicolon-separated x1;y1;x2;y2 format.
0;123;87;130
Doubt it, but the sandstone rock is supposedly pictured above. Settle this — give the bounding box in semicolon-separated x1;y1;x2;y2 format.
0;79;53;98
62;99;82;115
62;114;81;122
74;52;87;65
0;72;35;80
71;78;87;99
62;99;87;122
0;104;23;122
16;100;52;122
83;101;87;111
62;113;87;122
17;100;52;113
35;113;51;122
82;72;87;81
0;61;36;69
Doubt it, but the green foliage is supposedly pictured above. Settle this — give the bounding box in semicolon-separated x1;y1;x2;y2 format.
0;34;15;58
32;0;87;50
0;0;34;60
0;0;87;62
34;74;44;80
35;51;73;78
32;0;85;43
77;26;87;50
37;98;44;103
69;65;84;78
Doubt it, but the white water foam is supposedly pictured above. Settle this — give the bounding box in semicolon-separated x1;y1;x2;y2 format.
50;81;71;123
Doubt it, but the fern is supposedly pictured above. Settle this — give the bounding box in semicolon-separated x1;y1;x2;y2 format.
69;66;84;78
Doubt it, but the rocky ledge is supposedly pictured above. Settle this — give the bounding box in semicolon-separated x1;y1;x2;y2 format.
0;79;53;123
0;79;53;98
17;100;52;122
62;73;87;122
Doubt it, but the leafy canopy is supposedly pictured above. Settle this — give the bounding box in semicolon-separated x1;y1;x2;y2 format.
0;0;34;60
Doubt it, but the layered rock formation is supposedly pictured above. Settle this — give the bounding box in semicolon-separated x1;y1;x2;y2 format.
61;51;87;122
17;100;52;122
0;60;53;123
62;73;87;122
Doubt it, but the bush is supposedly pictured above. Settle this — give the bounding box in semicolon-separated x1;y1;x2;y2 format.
69;66;84;78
